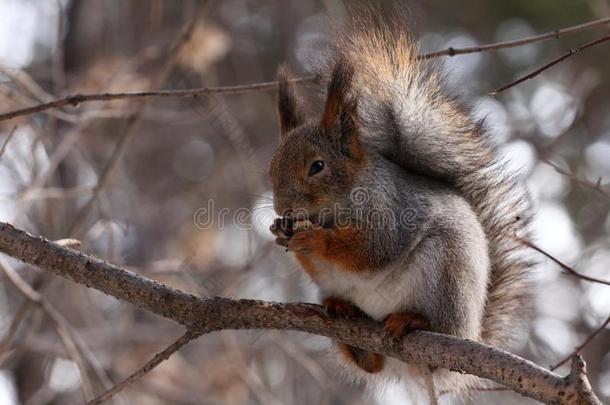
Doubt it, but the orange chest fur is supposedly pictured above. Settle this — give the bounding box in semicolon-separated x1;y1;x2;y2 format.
291;225;375;281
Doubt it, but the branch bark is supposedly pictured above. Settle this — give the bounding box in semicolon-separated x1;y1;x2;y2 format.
0;222;602;404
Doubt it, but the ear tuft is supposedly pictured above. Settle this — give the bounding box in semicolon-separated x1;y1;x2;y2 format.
321;58;362;159
321;57;357;129
276;65;304;137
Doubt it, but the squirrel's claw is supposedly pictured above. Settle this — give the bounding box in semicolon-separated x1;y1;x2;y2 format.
271;217;324;254
270;217;293;239
271;218;292;249
285;229;323;254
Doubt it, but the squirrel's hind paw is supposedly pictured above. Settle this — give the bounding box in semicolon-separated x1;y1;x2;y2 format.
336;342;385;374
323;297;367;320
383;312;431;338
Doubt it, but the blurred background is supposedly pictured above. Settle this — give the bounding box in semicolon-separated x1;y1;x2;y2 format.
0;0;609;404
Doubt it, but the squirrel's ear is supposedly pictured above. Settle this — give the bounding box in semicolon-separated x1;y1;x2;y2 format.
321;59;361;157
276;65;304;138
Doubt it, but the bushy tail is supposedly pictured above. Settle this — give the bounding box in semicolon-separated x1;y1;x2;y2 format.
324;16;534;349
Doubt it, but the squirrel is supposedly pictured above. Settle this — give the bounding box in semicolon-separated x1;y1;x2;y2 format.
268;15;534;399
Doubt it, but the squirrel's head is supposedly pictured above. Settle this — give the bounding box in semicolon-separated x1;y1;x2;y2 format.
269;61;367;226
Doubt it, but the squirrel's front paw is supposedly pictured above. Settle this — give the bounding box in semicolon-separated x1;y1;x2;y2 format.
270;217;293;247
270;217;317;249
286;228;325;254
383;312;431;338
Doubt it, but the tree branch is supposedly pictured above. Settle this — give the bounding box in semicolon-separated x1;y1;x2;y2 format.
516;236;610;286
551;313;610;371
88;330;201;405
491;34;610;95
0;125;18;159
543;160;610;201
0;256;96;401
2;17;610;122
0;78;314;122
67;4;208;238
420;17;610;59
0;222;602;404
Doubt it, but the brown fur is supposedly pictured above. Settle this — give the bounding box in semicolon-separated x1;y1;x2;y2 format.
327;16;535;350
289;225;376;272
383;312;431;337
277;65;304;136
336;342;385;374
295;254;321;282
324;297;385;374
269;10;534;395
269;66;367;226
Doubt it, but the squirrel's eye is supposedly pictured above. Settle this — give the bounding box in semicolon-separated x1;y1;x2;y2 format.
308;160;325;176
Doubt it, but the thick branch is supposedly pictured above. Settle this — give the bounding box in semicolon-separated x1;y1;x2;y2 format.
0;222;601;404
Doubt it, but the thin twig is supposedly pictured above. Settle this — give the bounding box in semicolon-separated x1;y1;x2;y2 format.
0;256;96;401
0;126;18;159
491;35;610;95
0;270;111;399
0;256;41;302
11;124;90;222
0;66;57;103
544;160;610;200
44;304;97;401
88;329;201;405
551;313;610;371
67;114;140;237
12;186;94;202
1;18;609;122
68;4;209;238
52;0;66;94
420;17;610;59
516;237;610;286
0;301;34;357
3;303;43;368
0;68;77;123
271;334;330;389
0;78;312;122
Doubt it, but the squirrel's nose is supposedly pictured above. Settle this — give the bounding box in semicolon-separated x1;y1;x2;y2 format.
274;199;293;217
